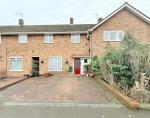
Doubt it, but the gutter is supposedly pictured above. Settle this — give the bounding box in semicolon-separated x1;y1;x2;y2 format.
0;31;87;35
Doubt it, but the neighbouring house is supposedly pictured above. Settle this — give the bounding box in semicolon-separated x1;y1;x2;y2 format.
90;3;150;56
0;2;150;77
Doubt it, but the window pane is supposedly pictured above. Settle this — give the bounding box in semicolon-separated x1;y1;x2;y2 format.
17;58;23;70
57;57;62;71
84;59;88;63
71;34;80;43
19;35;27;43
44;35;49;43
49;57;54;71
110;32;117;40
49;36;53;42
53;58;58;71
118;32;124;40
71;34;75;43
104;31;124;41
49;57;62;71
10;58;16;70
44;35;53;43
10;57;23;71
104;32;109;40
76;35;80;43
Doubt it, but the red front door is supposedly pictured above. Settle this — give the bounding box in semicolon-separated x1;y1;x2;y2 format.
74;58;81;74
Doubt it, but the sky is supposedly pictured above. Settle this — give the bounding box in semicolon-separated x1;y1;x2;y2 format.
0;0;149;25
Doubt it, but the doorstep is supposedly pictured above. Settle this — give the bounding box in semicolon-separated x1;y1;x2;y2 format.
0;78;28;91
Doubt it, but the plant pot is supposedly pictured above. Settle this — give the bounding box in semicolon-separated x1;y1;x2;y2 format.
43;73;50;77
86;73;89;77
88;73;95;78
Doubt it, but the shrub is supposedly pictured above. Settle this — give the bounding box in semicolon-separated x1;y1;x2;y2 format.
91;33;150;93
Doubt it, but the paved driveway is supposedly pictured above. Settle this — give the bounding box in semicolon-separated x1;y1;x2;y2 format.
0;76;120;104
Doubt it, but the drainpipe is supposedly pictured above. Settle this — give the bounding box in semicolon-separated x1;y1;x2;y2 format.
87;29;93;62
5;36;7;78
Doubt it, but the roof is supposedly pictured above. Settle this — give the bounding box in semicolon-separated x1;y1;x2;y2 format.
0;24;95;34
0;2;149;34
91;2;150;31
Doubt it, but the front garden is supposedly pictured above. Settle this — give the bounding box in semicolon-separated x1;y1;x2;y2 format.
86;33;150;103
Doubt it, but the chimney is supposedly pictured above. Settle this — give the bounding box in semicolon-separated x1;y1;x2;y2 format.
97;17;103;23
70;17;74;24
19;19;24;27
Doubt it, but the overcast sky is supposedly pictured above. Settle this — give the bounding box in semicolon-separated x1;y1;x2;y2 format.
0;0;149;25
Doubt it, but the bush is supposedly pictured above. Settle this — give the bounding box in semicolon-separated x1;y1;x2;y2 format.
90;33;150;93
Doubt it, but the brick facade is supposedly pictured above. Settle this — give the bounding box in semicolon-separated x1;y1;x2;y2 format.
0;34;89;77
91;8;150;56
0;3;150;77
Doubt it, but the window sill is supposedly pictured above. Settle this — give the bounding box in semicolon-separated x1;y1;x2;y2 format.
71;43;80;44
48;70;62;72
19;42;27;44
103;40;122;42
9;70;23;72
44;42;54;44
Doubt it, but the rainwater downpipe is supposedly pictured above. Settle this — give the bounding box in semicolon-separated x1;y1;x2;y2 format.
5;36;7;78
87;29;93;62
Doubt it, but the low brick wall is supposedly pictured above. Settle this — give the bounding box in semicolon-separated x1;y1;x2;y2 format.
0;78;28;91
97;79;139;109
0;70;6;78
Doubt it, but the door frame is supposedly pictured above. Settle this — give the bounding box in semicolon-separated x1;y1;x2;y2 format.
80;57;90;75
32;56;40;76
74;58;81;74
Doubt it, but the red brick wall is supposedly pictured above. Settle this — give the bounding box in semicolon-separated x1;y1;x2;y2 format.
0;34;89;77
91;8;150;56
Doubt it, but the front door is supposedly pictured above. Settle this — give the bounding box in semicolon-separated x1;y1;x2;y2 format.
81;58;90;75
32;57;39;77
74;58;81;74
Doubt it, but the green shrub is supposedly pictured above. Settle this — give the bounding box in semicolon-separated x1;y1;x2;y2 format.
112;64;134;91
90;33;150;92
84;64;91;73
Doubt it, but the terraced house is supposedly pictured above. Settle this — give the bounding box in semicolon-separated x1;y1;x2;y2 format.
0;2;150;77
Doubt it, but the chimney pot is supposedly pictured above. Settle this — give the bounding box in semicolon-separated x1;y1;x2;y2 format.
19;19;24;26
97;18;103;23
70;17;74;24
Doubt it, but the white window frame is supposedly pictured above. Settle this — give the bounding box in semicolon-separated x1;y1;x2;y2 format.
18;34;28;43
9;56;23;71
103;31;124;41
48;56;62;71
44;35;54;43
71;34;80;43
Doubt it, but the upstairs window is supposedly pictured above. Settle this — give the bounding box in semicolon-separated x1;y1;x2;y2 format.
103;31;124;41
71;34;80;43
44;35;53;43
10;57;23;71
18;34;28;43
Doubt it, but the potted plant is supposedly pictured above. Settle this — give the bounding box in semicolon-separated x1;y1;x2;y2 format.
84;64;95;78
